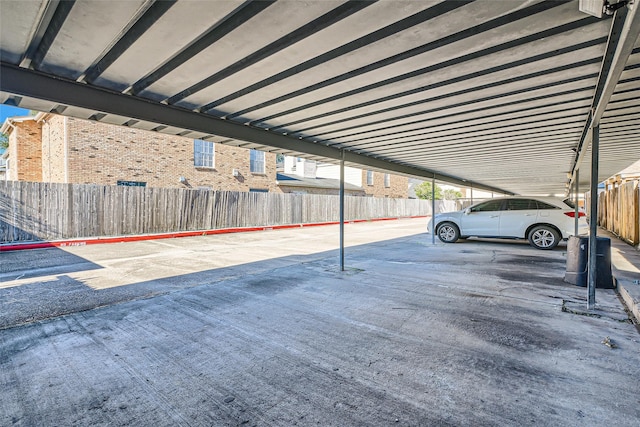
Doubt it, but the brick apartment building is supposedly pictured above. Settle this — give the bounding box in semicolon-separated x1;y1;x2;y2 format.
2;115;43;182
277;157;407;198
1;113;408;198
2;113;277;192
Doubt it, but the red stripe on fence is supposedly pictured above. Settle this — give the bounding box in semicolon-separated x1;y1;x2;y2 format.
0;216;429;252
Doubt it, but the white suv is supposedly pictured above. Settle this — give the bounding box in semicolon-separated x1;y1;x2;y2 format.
428;196;588;250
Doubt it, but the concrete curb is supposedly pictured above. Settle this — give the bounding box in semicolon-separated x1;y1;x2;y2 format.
0;215;429;252
618;284;640;324
601;228;640;325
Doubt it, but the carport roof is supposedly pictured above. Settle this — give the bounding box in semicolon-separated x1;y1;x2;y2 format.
1;0;639;195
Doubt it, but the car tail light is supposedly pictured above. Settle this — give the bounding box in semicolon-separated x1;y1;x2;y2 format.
564;211;586;218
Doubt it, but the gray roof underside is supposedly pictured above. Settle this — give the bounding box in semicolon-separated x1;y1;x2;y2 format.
1;0;639;195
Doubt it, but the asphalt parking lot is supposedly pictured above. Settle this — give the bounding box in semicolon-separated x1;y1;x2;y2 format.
1;218;639;426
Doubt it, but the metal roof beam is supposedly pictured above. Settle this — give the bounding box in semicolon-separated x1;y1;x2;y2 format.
166;0;376;105
344;111;588;153
19;0;61;68
27;0;75;70
129;1;276;96
287;76;598;138
82;0;177;84
239;1;576;124
319;74;599;143
199;0;474;114
273;38;604;133
569;3;640;187
0;62;512;195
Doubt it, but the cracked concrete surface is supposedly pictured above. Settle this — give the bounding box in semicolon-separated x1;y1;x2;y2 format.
1;218;639;426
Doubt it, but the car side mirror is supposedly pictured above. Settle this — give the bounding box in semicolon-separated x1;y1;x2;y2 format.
464;208;471;215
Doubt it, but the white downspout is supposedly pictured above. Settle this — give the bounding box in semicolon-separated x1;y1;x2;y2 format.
4;120;16;181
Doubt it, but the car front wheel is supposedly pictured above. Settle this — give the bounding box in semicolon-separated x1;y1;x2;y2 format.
528;225;560;250
437;222;460;243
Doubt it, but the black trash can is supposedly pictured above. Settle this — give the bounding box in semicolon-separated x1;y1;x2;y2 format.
564;236;615;288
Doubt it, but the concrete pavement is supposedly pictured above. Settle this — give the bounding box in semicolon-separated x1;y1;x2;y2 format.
1;218;639;426
605;228;640;326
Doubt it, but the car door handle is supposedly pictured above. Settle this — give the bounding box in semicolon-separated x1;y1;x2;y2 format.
524;214;533;216
490;215;499;218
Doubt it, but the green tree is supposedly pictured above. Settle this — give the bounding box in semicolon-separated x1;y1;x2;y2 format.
414;181;443;200
0;132;8;151
443;189;463;200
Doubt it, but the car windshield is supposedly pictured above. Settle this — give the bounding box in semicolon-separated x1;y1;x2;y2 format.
562;198;577;209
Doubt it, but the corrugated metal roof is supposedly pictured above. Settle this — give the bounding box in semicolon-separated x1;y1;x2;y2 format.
1;0;639;195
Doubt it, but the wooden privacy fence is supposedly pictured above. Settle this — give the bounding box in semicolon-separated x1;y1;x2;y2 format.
595;180;639;246
0;181;448;243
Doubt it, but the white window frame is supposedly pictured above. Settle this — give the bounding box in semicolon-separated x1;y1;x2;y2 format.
250;149;265;174
384;173;390;188
366;170;374;186
194;139;215;168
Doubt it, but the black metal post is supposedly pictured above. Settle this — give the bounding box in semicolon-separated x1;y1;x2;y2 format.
431;177;435;245
574;169;580;236
339;150;345;271
587;125;599;309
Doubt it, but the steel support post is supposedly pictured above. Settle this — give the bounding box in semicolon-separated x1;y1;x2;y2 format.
431;177;436;245
574;169;580;236
569;4;640;187
587;125;599;309
339;150;345;272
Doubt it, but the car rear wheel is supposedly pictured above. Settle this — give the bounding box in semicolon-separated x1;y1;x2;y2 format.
437;222;460;243
528;225;560;250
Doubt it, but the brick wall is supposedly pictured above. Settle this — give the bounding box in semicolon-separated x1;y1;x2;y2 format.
10;120;43;182
362;170;408;198
60;117;277;190
9;115;408;197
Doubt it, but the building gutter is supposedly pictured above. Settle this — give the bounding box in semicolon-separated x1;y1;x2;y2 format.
1;118;16;134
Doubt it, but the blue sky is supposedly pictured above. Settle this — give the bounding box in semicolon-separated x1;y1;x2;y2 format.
1;105;30;125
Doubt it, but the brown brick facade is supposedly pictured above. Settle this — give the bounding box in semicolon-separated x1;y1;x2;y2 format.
37;116;277;191
7;119;43;182
5;114;407;198
362;170;408;198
